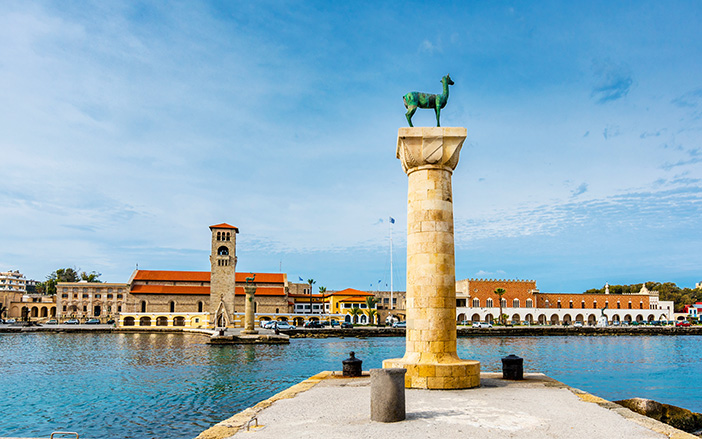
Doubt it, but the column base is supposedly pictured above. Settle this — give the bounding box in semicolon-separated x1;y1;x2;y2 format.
383;357;480;389
240;329;259;335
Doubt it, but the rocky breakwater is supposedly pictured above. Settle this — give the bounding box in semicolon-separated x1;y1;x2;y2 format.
616;397;702;435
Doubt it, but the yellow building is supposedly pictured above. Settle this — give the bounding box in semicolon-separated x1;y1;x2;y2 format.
327;288;377;324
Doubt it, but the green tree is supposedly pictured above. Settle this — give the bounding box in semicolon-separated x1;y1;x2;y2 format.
365;296;378;325
44;268;101;295
349;305;362;324
494;288;506;325
307;278;316;315
318;286;327;315
0;303;7;320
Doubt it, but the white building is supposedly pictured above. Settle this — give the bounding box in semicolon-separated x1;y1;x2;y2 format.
0;270;27;294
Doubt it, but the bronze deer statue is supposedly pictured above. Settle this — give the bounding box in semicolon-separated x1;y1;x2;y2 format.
403;74;454;127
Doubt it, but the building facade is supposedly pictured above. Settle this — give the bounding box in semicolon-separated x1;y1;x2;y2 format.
0;270;27;294
55;282;128;321
456;278;674;325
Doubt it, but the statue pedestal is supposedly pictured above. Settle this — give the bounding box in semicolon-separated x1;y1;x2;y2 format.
383;127;480;389
241;285;258;335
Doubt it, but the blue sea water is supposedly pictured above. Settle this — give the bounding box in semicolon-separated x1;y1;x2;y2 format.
0;333;700;439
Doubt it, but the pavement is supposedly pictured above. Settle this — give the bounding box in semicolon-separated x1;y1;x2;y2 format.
197;372;696;439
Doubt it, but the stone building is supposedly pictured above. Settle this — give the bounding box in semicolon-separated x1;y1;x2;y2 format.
55;282;128;321
373;290;406;323
456;278;674;325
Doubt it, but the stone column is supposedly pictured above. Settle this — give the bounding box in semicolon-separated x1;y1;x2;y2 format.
241;285;258;335
383;127;480;389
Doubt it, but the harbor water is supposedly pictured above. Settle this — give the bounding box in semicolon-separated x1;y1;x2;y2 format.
1;333;700;439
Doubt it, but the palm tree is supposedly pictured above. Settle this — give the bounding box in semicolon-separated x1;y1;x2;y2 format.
318;286;327;316
307;279;316;315
494;288;506;325
349;305;362;324
365;296;378;325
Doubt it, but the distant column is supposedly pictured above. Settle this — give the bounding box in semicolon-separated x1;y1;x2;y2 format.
241;285;258;335
383;127;480;389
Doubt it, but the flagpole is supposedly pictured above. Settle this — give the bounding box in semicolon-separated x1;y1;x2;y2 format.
390;218;394;311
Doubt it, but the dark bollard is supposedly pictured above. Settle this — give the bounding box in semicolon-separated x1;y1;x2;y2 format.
342;351;363;377
502;354;523;380
371;368;406;422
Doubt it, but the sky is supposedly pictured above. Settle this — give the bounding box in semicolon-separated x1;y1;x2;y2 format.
1;1;701;293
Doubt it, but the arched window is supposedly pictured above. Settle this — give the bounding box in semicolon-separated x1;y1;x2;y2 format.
217;231;221;240
197;301;203;313
628;301;632;309
526;299;533;308
501;298;507;308
486;298;493;307
141;301;147;313
617;301;621;309
170;301;175;312
581;301;586;308
218;246;229;255
640;301;643;309
569;300;573;309
593;300;597;309
512;299;519;308
557;300;562;309
472;298;480;307
226;232;230;240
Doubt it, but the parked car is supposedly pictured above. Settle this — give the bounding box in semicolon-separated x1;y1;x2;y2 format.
304;321;322;328
85;318;100;324
472;322;492;328
65;319;80;325
676;321;691;327
275;322;295;330
261;321;275;329
458;320;471;326
6;319;17;324
106;319;115;324
330;320;340;327
46;319;58;325
340;322;353;329
392;321;406;328
573;321;583;327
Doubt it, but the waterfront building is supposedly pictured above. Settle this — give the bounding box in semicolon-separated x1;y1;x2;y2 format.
55;282;127;321
456;278;674;325
374;289;407;323
0;270;27;294
325;288;376;324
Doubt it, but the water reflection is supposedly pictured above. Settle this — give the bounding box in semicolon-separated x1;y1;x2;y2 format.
0;333;700;439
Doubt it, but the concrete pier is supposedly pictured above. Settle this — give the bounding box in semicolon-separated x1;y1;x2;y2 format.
196;372;696;439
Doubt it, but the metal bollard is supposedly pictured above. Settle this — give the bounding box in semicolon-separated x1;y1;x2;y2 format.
370;368;406;422
501;354;524;380
342;351;363;377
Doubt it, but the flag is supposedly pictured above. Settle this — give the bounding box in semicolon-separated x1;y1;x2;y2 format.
389;217;395;224
299;276;303;281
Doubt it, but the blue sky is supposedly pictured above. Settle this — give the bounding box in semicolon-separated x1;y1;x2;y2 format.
1;1;701;293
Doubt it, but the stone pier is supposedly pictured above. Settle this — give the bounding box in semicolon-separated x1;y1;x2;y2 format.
383;127;480;389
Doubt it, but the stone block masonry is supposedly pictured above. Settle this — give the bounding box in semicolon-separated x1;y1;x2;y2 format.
383;127;480;389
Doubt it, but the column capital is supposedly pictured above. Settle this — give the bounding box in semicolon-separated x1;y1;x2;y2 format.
396;127;467;174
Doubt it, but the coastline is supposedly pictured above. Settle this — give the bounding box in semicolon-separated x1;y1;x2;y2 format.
2;325;701;336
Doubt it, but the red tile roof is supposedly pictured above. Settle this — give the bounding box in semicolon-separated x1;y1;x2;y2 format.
131;284;210;295
235;272;285;284
209;223;239;232
132;270;285;284
331;288;374;296
133;270;210;282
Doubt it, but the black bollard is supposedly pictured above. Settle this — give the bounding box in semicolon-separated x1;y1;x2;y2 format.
342;351;363;377
502;354;523;380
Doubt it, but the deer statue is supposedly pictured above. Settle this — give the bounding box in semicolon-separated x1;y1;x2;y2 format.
403;74;454;127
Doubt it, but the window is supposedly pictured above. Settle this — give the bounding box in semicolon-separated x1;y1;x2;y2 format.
73;294;78;298
513;299;519;308
472;298;480;307
617;302;621;309
117;305;122;312
525;299;532;308
198;301;203;313
640;302;644;309
360;304;367;309
557;301;562;309
95;294;101;299
501;298;507;308
62;306;66;312
383;298;389;304
569;301;573;309
486;298;493;307
83;306;87;312
83;294;89;298
62;294;68;298
593;300;597;309
628;302;632;309
117;294;123;299
107;294;113;299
